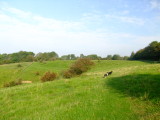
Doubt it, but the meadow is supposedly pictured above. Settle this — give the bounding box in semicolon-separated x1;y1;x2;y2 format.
0;60;160;120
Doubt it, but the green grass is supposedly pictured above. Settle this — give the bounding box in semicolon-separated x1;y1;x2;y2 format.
0;61;73;87
0;60;160;119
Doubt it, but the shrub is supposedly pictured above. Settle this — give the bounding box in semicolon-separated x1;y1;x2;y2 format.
41;71;57;82
35;71;40;76
17;64;22;67
63;58;94;78
71;58;94;74
62;70;74;78
3;79;22;87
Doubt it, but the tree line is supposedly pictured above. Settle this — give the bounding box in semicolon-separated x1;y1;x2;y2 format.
0;41;159;64
0;51;58;64
0;51;130;64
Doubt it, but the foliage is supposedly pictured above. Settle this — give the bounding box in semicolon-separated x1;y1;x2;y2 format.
123;56;129;60
61;54;77;60
103;54;129;60
112;54;122;60
71;58;94;74
62;70;74;78
106;55;112;60
86;54;101;60
80;54;85;58
131;41;160;60
0;51;59;65
35;71;40;76
129;51;135;60
35;51;59;61
41;71;57;82
3;79;22;87
63;58;94;78
0;51;35;64
17;64;22;67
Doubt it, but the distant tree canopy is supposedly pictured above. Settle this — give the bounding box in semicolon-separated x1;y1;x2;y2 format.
80;54;85;58
86;54;101;60
112;54;121;60
60;54;77;60
0;51;59;64
106;55;112;60
35;51;59;61
4;46;157;65
129;51;135;60
0;51;35;64
130;41;160;60
60;54;128;60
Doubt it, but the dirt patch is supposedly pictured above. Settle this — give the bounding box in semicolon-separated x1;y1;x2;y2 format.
21;81;32;84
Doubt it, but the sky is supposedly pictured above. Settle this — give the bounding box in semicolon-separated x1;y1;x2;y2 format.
0;0;160;57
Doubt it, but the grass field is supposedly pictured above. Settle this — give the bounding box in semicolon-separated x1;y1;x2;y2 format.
0;60;160;119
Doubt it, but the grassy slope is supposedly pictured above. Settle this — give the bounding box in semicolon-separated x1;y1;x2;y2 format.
0;61;73;87
0;60;160;120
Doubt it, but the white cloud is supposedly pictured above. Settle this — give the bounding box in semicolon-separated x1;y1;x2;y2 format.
2;7;31;18
0;5;158;57
81;11;145;26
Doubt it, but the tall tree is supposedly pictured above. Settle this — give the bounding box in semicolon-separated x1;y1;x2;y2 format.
129;51;135;60
132;41;160;60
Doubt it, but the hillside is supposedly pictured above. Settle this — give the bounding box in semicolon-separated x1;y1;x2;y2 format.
0;60;160;120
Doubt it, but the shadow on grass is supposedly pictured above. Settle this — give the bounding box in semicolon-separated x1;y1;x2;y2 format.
134;60;160;64
106;74;160;103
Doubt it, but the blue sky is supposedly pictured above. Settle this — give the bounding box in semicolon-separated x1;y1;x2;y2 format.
0;0;160;57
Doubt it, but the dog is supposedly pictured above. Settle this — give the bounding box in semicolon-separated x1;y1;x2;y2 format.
103;71;113;78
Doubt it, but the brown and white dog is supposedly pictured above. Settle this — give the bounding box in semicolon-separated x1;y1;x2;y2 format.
103;71;113;78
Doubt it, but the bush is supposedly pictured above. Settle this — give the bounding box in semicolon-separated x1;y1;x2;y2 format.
35;71;40;76
63;58;94;78
3;79;22;87
41;71;57;82
71;58;94;74
17;64;22;67
62;70;74;78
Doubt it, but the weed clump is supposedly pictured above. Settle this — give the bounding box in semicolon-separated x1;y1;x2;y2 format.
3;79;22;87
41;71;57;82
35;71;40;76
17;64;22;67
63;58;94;78
63;70;74;78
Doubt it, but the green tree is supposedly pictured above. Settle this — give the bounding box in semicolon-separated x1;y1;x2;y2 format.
70;54;76;60
80;54;85;58
132;41;160;60
35;51;58;61
123;56;129;60
87;54;101;60
112;54;121;60
106;55;112;60
61;54;71;60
